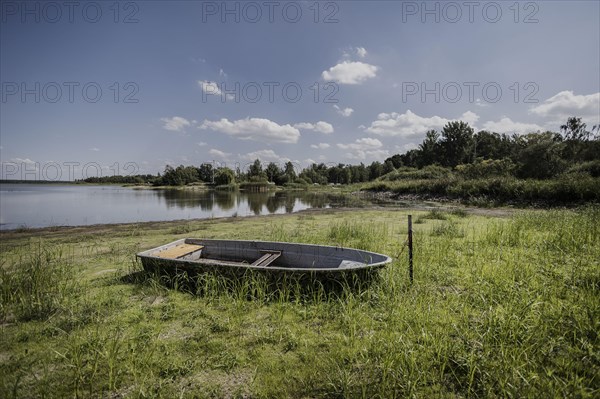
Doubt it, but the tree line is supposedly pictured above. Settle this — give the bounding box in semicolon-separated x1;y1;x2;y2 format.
82;117;599;186
385;117;599;179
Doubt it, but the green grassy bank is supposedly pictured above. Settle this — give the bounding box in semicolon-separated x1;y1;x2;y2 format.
1;207;598;398
361;175;600;207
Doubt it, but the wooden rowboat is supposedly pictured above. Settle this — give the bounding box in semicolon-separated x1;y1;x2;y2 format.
136;238;392;278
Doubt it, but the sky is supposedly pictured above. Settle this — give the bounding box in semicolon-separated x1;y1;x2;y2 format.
1;0;599;180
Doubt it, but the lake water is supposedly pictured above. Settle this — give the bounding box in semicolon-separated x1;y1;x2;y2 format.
0;184;376;230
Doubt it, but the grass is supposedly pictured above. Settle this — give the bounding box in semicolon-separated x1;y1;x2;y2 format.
0;244;78;322
0;207;598;398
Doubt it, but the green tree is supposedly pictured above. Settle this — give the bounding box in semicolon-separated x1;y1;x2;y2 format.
368;161;384;180
383;159;396;175
284;161;297;183
159;165;199;186
515;132;565;179
351;163;369;182
399;149;420;168
299;163;328;185
265;162;283;184
560;116;599;162
341;165;352;184
561;117;590;141
417;130;441;167
386;154;403;168
473;131;514;160
197;163;214;183
214;167;235;185
248;159;267;181
440;121;474;167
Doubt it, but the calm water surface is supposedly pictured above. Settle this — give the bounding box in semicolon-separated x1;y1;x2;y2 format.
0;184;373;230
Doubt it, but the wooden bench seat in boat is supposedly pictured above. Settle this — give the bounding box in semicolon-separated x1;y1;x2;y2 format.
154;244;204;259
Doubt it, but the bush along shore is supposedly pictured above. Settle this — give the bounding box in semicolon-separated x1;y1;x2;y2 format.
360;170;600;207
1;207;598;397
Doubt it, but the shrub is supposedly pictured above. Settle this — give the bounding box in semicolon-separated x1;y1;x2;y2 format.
456;158;516;179
563;160;600;178
214;168;235;186
294;178;310;186
379;165;452;181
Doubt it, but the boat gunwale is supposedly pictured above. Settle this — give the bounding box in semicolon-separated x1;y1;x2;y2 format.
136;238;392;273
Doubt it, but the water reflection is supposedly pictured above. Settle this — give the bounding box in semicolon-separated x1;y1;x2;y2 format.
154;189;345;215
0;184;385;230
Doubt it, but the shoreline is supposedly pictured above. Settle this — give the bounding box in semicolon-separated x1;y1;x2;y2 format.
0;205;517;239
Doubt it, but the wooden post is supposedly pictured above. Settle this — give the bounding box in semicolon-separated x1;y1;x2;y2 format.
408;215;413;283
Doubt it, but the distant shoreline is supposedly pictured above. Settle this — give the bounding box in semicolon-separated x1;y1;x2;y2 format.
0;180;77;184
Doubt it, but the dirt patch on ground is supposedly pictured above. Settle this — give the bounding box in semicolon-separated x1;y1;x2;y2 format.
462;207;516;218
178;369;253;398
92;269;118;276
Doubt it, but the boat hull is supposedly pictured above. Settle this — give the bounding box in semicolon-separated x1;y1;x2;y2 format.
136;238;392;279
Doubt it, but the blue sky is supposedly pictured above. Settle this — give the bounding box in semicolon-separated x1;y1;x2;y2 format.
1;0;599;180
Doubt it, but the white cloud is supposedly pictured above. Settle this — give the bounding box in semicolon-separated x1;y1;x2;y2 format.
304;158;317;166
396;143;418;152
294;121;334;134
310;143;331;149
459;111;480;126
293;123;312;130
197;142;207;146
337;138;389;160
198;80;222;96
161;116;191;132
529;91;600;119
481;117;544;134
322;61;378;85
475;98;489;108
241;149;291;164
334;105;354;117
200;117;300;143
90;147;100;152
357;149;390;160
343;47;368;59
209;148;231;159
344;149;390;161
365;110;479;137
337;137;383;151
8;157;37;165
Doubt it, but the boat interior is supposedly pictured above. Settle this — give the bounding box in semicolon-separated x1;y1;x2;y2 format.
153;242;282;267
144;238;386;270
